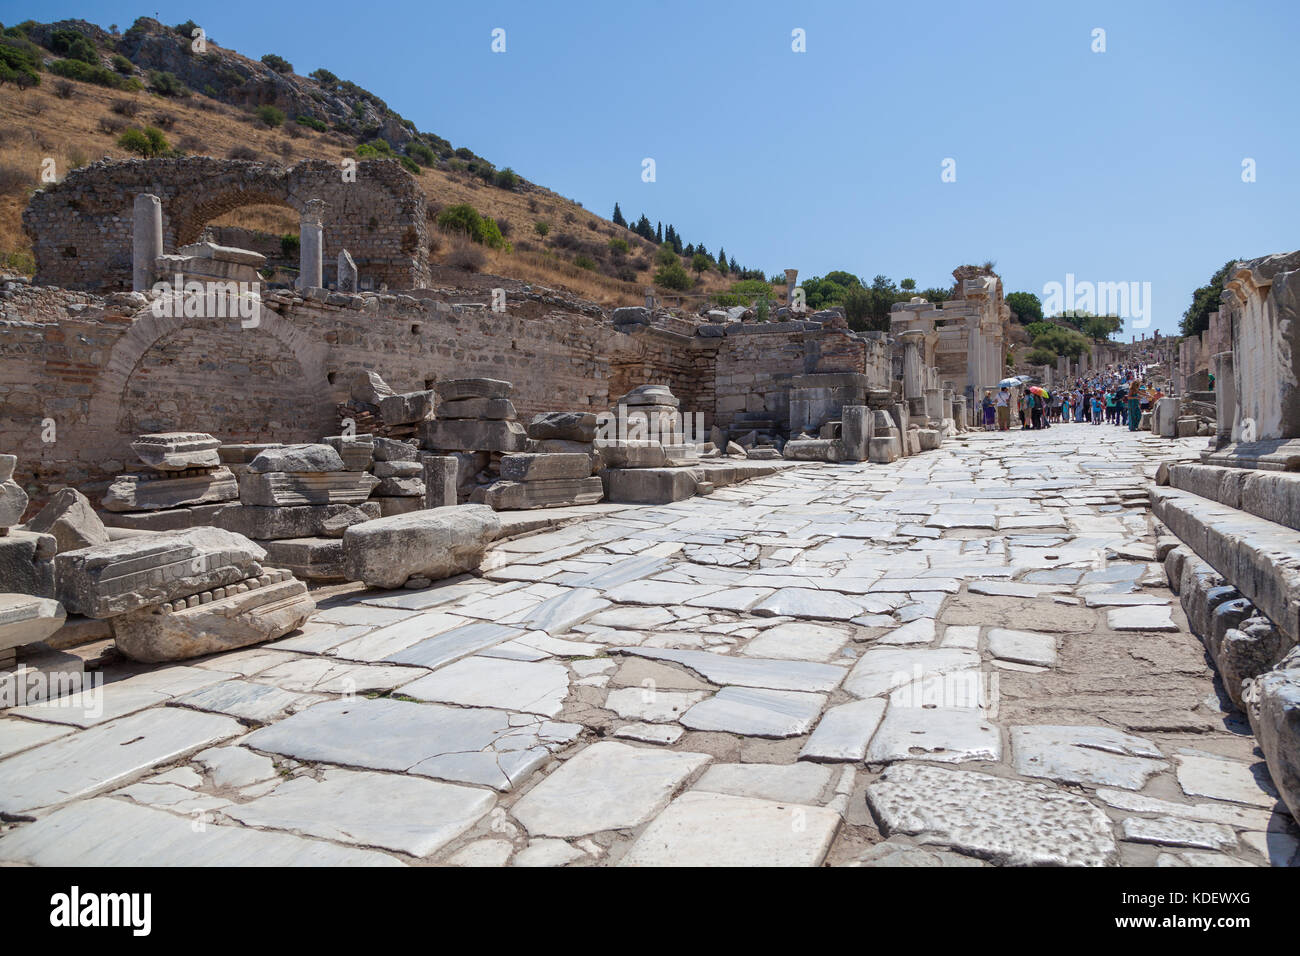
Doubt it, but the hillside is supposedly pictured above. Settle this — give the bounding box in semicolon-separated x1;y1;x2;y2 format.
0;16;765;307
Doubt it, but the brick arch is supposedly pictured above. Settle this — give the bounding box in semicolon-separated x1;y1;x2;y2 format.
82;302;333;461
25;156;431;291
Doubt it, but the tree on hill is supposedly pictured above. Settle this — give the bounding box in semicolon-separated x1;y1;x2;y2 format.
655;221;663;243
611;203;626;227
1180;259;1237;337
1006;290;1043;324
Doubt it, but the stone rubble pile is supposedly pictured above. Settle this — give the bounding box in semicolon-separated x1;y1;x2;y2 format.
483;412;604;511
101;432;238;514
422;378;528;502
336;369;435;441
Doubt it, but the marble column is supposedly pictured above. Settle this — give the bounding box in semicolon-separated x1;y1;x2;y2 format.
924;386;943;423
298;199;325;291
132;193;163;292
1213;351;1236;447
900;331;925;409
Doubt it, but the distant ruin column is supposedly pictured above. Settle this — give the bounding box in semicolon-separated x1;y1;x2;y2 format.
644;287;655;310
337;249;358;293
298;199;325;291
132;193;163;292
924;386;943;424
784;269;799;310
1213;351;1236;447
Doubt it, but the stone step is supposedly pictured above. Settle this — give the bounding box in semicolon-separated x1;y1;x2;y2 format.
1150;486;1300;643
1167;462;1300;533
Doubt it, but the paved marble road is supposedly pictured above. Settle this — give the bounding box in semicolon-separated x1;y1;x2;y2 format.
3;425;1298;866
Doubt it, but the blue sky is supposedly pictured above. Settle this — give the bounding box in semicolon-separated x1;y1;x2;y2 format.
6;0;1298;335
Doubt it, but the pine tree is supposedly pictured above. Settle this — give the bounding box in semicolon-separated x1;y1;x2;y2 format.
655;221;663;243
634;214;654;240
612;203;627;227
717;246;727;272
729;255;739;273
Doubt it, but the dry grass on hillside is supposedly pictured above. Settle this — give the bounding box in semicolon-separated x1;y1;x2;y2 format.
0;73;750;307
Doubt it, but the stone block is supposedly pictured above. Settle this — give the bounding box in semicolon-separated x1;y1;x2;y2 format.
214;502;380;541
500;453;593;482
420;419;528;453
372;437;421;462
484;477;604;511
218;443;282;465
0;480;28;527
746;448;783;461
420;455;459;509
350;369;394;404
594;440;669;469
262;538;347;581
604;468;696;505
374;497;426;517
437;397;517;421
102;467;239;513
841;405;871;462
0;531;57;598
55;527;266;619
24;488;110;553
868;436;900;464
111;571;314;664
322;434;374;471
527;412;598;442
378;390;436;426
621;384;679;408
1219;619;1291;709
247;444;346;474
433;378;512;402
373;476;425;497
238;472;379;507
341;505;501;589
917;428;941;451
371;460;423;479
782;439;843;462
1243;665;1300;823
1176;416;1200;438
0;594;66;653
130;432;221;471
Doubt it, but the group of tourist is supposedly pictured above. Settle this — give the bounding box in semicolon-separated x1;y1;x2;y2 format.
979;363;1160;434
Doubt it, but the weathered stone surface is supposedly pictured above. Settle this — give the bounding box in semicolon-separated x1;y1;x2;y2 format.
0;530;56;597
378;390;436;425
223;767;494;858
1242;666;1300;821
987;628;1058;667
341;504;500;588
604;467;696;504
511;741;708;837
844;647;981;699
621;791;840;866
620;383;679;408
420;419;528;453
783;439;843;462
0;479;23;528
322;434;374;471
866;706;1002;764
501;453;593;482
420;454;459;509
867;763;1117;866
485;477;604;511
24;488;109;552
799;699;888;763
350;369;394;404
373;476;425;497
247;443;345;474
111;573;314;662
55;527;266;618
433;378;513;402
102;467;239;512
437;397;517;421
528;411;598;442
680;686;826;738
398;656;570;716
216;502;380;541
613;646;844;692
130;431;221;470
239;471;379;507
594;440;670;469
0;594;66;652
372;460;423;479
1121;815;1238;850
372;437;421;462
1011;725;1166;790
261;537;346;581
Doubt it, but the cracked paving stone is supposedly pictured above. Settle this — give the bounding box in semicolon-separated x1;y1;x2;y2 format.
741;620;851;661
866;706;1002;764
380;620;521;669
197;745;278;789
397;656;570;717
1107;605;1177;631
866;763;1117;866
753;587;865;621
0;708;243;814
171;679;324;723
1174;751;1281;809
0;718;72;759
799;698;888;763
680;686;826;738
843;647;980;699
1121;815;1239;851
876;618;937;646
693;761;833;805
1010;725;1166;789
254;658;420;695
612;646;844;692
513;839;587;867
603;686;706;722
845;838;987;867
221;766;495;858
511;741;709;837
613;722;684;745
986;628;1058;667
0;797;403;866
243;697;579;792
620;791;841;866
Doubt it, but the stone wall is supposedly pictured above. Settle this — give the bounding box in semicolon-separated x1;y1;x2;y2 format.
23;157;431;293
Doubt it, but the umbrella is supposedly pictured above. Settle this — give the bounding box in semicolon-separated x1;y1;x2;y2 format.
1028;385;1049;398
997;377;1020;388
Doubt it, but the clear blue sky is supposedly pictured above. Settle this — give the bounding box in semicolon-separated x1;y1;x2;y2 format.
6;0;1298;335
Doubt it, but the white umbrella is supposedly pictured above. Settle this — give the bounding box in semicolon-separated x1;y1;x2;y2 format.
997;377;1020;388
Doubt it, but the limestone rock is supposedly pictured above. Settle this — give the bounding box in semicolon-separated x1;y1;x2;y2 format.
102;468;239;513
372;460;423;479
111;571;314;663
594;440;669;469
341;505;501;589
55;527;267;619
500;453;593;482
0;479;29;527
350;369;394;404
438;397;517;421
322;434;374;471
378;390;436;426
247;444;346;474
420;419;528;453
130;432;221;471
216;502;381;541
604;467;696;504
527;412;597;442
372;437;421;462
484;477;604;511
433;378;512;402
238;471;379;507
0;530;56;598
1242;666;1300;822
620;384;679;408
25;488;110;552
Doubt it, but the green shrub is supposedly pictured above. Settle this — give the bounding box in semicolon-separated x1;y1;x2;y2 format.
255;105;285;127
534;221;550;237
294;115;328;132
436;204;508;250
173;20;201;38
406;142;436;166
754;296;771;322
654;259;693;291
50;29;98;65
147;70;188;96
111;53;133;74
730;278;773;296
608;237;629;255
399;156;420;175
1025;347;1057;366
355;138;395;159
493;167;520;190
261;53;293;74
309;68;338;85
280;234;299;258
118;126;170;158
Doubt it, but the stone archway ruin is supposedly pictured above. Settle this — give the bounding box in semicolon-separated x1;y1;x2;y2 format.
24;156;431;292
